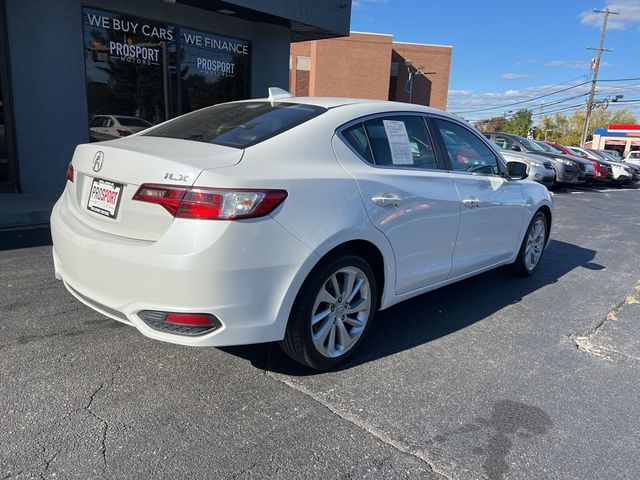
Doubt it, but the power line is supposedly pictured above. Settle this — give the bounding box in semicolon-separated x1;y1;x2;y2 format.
452;80;590;114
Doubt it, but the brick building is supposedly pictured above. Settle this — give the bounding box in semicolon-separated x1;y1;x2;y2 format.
289;32;452;110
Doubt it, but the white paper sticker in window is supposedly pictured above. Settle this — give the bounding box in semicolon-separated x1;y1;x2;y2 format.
383;120;413;165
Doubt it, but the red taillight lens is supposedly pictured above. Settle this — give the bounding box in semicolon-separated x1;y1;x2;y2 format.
132;184;287;220
65;163;74;183
164;313;216;327
117;129;132;137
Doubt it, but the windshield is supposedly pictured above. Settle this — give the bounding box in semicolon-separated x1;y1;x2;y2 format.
117;117;151;128
144;102;327;148
518;136;545;152
542;142;564;154
628;151;640;158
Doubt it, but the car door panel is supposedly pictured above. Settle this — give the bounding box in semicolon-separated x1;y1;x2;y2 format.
429;116;526;276
332;116;460;294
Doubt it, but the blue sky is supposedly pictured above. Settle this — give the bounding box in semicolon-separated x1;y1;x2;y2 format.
350;0;640;122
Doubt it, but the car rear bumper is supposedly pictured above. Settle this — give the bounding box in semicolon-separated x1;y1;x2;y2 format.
50;196;316;347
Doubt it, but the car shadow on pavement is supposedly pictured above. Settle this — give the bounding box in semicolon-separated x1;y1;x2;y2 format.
221;239;602;375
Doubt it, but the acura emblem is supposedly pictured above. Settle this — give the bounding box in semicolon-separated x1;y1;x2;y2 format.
92;151;104;172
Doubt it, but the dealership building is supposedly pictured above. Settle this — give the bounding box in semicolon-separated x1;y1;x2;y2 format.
0;0;351;197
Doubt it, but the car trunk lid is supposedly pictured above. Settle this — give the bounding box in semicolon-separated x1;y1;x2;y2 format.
67;137;243;241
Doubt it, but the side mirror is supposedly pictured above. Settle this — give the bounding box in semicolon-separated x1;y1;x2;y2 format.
507;161;528;180
510;145;523;152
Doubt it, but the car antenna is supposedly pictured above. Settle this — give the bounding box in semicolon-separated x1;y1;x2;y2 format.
268;87;294;106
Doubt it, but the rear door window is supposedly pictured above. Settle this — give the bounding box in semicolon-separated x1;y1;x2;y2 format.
341;115;439;169
144;102;326;148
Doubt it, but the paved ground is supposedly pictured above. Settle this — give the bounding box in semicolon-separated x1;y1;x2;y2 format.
1;186;639;480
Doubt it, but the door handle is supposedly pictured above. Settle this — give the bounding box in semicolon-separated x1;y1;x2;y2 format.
371;193;402;208
462;197;480;209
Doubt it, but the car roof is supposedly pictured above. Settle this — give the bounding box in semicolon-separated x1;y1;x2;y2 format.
231;95;446;114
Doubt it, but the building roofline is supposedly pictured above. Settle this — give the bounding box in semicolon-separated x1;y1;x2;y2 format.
349;30;394;37
393;40;453;49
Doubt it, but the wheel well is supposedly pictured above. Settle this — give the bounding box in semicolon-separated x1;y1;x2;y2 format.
316;240;386;306
537;205;552;244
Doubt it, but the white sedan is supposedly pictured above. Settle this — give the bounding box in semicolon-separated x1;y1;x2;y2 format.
51;89;553;370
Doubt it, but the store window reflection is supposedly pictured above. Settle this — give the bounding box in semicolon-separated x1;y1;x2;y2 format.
82;8;177;141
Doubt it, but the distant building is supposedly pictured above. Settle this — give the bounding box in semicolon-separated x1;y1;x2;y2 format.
590;124;640;155
289;32;452;110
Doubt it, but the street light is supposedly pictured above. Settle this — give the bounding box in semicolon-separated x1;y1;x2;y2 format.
404;60;431;104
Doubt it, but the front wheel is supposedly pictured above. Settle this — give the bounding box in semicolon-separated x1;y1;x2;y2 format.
279;254;378;370
510;212;548;277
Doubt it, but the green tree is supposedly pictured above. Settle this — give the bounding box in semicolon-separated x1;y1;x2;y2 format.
502;109;533;137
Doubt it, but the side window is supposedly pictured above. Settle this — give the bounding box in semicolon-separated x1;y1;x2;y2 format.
341;123;374;164
433;118;500;175
89;117;101;128
105;117;114;128
363;116;437;169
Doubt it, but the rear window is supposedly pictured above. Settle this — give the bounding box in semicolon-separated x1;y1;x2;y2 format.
117;117;151;127
144;102;327;148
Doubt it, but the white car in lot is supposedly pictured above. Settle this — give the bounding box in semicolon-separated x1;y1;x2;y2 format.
51;89;553;370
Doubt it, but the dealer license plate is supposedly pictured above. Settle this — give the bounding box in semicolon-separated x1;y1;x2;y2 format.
87;178;123;219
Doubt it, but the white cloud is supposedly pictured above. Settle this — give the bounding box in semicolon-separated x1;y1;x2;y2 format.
546;60;611;69
352;0;388;9
502;72;530;80
579;1;640;30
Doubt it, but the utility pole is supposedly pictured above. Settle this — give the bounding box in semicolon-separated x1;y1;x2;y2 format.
580;7;618;147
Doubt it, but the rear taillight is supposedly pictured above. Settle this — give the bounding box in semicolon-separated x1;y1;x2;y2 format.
132;184;288;220
65;163;74;183
117;129;131;137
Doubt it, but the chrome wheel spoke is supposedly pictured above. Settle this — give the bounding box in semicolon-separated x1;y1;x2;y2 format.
317;286;337;305
347;278;364;303
326;323;337;352
345;298;368;314
312;307;332;326
330;274;341;299
313;317;333;348
343;316;365;328
343;271;356;303
335;318;351;349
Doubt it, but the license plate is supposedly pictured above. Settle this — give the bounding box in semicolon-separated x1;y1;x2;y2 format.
87;178;123;219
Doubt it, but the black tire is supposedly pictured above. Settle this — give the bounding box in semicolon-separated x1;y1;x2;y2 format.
279;253;378;370
510;211;548;277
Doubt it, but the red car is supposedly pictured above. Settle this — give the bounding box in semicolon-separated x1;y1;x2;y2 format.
545;142;610;182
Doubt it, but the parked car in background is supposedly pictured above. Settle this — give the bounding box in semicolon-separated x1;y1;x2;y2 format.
569;147;633;184
602;149;621;159
546;142;610;182
534;140;595;183
483;132;585;185
89;115;152;142
500;150;555;186
623;150;640;167
52;91;554;370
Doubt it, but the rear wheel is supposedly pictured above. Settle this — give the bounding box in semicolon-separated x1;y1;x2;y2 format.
510;211;548;277
279;254;377;370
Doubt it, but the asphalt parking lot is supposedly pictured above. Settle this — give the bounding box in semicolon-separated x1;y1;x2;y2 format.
1;185;639;480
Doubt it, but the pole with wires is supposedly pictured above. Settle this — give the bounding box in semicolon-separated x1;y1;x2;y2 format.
580;7;618;147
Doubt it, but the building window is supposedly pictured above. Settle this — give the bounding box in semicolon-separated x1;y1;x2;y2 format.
390;62;398;77
296;56;311;71
81;8;251;142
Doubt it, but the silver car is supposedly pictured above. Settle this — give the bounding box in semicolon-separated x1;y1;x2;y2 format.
500;150;555;186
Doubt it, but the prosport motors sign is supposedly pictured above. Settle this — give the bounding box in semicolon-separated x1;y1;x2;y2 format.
83;9;174;66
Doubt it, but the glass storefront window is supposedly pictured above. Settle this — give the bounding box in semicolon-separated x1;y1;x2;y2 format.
82;8;252;142
0;75;7;183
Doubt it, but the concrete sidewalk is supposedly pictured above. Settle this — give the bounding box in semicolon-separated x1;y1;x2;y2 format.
0;193;58;229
